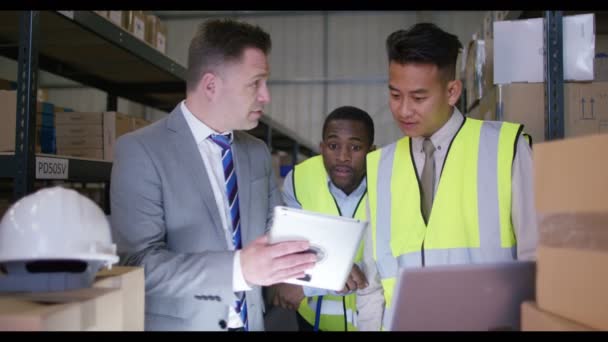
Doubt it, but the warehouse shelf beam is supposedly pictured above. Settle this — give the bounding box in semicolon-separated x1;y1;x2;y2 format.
0;154;112;183
544;11;565;140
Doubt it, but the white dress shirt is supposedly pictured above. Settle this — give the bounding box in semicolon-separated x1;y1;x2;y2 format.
357;107;539;331
181;101;251;328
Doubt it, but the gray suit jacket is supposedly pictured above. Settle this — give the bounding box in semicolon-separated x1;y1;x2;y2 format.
109;104;281;331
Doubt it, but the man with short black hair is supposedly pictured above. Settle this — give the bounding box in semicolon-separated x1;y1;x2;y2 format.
272;106;376;331
357;23;539;331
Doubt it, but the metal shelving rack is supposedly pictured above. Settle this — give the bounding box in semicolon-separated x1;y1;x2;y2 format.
544;10;565;141
0;10;315;211
490;10;566;141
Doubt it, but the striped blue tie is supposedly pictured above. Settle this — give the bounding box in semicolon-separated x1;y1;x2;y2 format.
210;133;248;331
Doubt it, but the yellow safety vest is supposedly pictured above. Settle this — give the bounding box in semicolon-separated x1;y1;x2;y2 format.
366;118;523;329
293;155;366;331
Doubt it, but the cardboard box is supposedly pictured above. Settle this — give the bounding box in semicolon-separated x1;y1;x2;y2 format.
473;82;608;143
521;301;594;331
55;124;103;137
533;134;608;330
145;14;159;47
0;287;123;331
564;82;608;137
127;10;146;41
94;267;145;331
536;246;608;330
0;91;54;152
56;135;103;149
102;112;134;161
0;90;18;151
56;148;103;160
156;20;167;54
54;112;102;126
534;133;608;214
472;85;498;121
132;116;149;130
107;11;127;29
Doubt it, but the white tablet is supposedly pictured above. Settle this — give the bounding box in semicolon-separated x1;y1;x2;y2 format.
267;206;368;291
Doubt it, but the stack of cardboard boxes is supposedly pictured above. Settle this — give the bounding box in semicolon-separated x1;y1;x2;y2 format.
0;89;150;161
521;134;608;331
99;10;167;54
0;267;144;331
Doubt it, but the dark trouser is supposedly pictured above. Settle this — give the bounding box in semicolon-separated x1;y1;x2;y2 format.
296;312;316;331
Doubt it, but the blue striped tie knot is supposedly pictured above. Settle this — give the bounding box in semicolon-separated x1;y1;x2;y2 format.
209;133;248;330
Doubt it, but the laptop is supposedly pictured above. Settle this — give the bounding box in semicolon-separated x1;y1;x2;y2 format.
388;260;536;331
268;206;367;292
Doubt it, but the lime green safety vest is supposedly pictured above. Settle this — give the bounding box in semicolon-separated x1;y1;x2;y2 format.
293;155;366;331
366;118;524;329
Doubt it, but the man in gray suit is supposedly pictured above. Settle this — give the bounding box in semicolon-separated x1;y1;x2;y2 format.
110;19;317;331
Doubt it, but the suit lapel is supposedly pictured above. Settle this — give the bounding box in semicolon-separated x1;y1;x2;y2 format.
167;107;226;248
232;132;251;245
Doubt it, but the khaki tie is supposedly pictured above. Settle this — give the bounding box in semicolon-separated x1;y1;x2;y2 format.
421;138;436;224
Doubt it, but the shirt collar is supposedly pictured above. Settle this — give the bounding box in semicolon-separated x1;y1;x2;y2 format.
412;107;464;153
327;175;367;201
181;101;234;145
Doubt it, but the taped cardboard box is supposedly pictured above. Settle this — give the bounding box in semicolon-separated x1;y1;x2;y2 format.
0;287;123;331
533;133;608;330
521;301;594;331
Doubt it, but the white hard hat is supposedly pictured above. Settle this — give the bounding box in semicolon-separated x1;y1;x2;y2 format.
0;186;119;266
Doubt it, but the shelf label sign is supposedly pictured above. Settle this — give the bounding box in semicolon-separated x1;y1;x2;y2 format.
36;157;69;179
58;11;74;20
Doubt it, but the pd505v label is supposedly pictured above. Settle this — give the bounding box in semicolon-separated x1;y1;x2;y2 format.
36;157;69;179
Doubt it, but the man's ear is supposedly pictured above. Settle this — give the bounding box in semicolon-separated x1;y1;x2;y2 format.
199;72;219;101
369;144;377;152
447;79;462;107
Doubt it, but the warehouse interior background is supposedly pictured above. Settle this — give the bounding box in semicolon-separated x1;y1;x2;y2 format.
0;10;607;331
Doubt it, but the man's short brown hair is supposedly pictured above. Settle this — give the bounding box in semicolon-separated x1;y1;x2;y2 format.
186;19;271;92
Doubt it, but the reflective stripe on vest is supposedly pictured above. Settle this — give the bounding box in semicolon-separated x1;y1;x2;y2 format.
367;118;521;320
293;155;366;331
